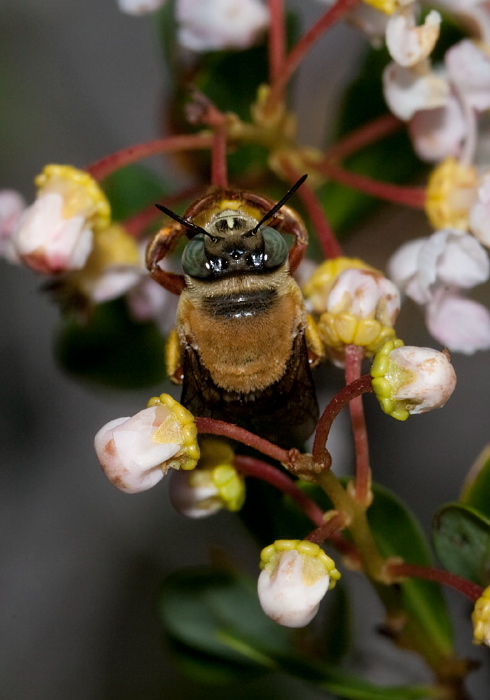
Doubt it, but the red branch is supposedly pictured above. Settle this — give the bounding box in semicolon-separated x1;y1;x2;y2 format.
387;562;484;603
320;160;426;208
87;133;214;181
306;511;346;544
345;345;371;505
268;0;286;85
195;417;290;464
235;454;325;527
265;0;362;113
325;113;403;162
312;374;373;467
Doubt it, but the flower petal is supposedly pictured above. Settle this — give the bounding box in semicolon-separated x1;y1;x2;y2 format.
426;290;490;354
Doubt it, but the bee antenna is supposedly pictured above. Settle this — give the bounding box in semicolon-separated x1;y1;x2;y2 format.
251;174;308;233
155;202;215;239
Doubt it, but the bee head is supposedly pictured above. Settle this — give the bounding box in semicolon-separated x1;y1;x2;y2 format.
155;175;307;280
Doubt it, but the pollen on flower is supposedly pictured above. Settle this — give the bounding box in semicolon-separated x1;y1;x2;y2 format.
35;164;111;232
425;157;478;231
147;393;200;469
472;586;490;646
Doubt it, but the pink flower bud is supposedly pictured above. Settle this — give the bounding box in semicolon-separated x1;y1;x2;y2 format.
94;396;199;493
13;192;93;274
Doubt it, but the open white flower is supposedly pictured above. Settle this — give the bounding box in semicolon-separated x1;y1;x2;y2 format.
426;290;490;354
383;60;449;121
177;0;269;52
94;394;199;493
117;0;166;14
386;8;441;67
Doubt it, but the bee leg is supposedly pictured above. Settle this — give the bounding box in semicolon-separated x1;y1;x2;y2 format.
166;328;184;384
305;314;325;367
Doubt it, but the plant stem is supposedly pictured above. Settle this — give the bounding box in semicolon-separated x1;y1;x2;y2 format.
306;511;346;544
325;113;403;161
235;454;325;527
319;160;426;208
387;562;484;602
195;417;290;464
312;374;373;467
345;345;371;505
265;0;362;114
268;0;286;85
291;167;342;259
87;133;213;181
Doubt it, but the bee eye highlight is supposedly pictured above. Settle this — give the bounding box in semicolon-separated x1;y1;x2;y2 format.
261;227;289;269
181;234;211;278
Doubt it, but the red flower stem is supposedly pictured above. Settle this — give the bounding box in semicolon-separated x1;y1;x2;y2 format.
265;0;362;113
268;0;286;85
345;345;371;505
312;374;373;467
281;161;342;259
195;417;290;464
86;133;214;181
305;511;346;544
211;121;228;189
124;184;206;237
319;160;426;208
387;562;484;603
325;113;403;162
234;454;325;527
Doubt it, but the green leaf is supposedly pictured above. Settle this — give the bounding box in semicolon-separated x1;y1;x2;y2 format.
460;445;490;520
366;484;454;661
55;298;167;389
433;503;490;588
102;164;168;222
159;566;437;699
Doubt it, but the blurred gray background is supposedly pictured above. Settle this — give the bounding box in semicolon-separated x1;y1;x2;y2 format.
1;1;489;698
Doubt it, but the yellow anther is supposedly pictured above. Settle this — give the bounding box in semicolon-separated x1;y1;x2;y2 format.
472;586;490;646
425;157;478;231
363;0;397;14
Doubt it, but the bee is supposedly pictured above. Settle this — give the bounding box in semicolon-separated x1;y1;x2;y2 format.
146;176;318;448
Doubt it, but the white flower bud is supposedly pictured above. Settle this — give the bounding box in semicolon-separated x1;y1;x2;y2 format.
94;395;199;493
176;0;269;52
371;340;456;420
258;541;340;628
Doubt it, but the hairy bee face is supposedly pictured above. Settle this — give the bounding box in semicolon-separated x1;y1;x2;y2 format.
181;209;289;279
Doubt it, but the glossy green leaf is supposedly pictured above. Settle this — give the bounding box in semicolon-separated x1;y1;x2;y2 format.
433;503;490;587
159;566;437;699
367;484;453;653
102;164;168;222
55;298;167;389
460;446;490;520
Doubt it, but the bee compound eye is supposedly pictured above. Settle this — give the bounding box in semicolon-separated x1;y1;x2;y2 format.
261;227;289;269
181;235;211;278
